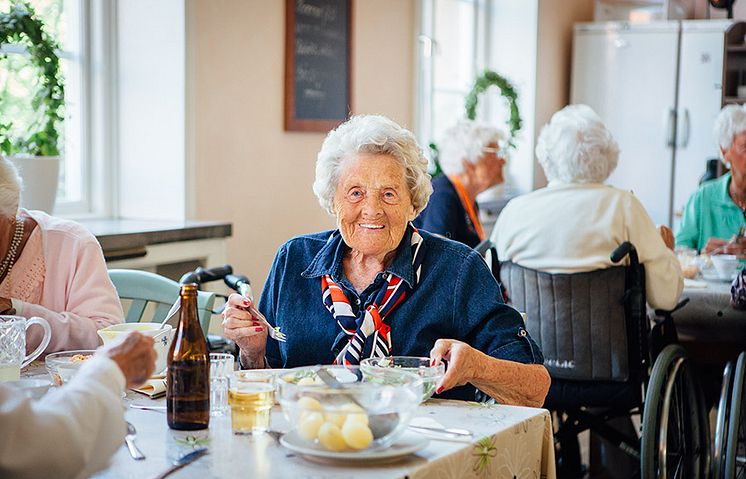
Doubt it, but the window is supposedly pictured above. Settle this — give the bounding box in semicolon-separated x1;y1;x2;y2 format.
0;0;100;215
416;0;490;156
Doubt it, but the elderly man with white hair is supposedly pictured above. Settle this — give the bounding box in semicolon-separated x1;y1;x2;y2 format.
0;156;123;352
414;119;506;247
492;104;682;310
676;104;746;255
222;114;550;406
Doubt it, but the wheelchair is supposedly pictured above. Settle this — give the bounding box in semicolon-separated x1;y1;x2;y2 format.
713;351;746;479
478;240;709;478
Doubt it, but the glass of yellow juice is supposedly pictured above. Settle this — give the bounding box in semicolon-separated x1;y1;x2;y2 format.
229;370;275;435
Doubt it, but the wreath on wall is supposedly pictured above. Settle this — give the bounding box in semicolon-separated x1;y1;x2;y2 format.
430;70;521;177
0;2;65;157
464;69;521;149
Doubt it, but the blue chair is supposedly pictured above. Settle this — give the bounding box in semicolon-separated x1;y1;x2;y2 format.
108;269;216;335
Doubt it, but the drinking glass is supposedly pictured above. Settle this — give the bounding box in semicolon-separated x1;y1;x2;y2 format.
0;316;51;381
228;370;275;435
209;353;234;416
675;247;698;279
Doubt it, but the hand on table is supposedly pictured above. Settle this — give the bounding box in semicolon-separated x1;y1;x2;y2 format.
104;332;156;388
221;293;268;365
429;339;483;395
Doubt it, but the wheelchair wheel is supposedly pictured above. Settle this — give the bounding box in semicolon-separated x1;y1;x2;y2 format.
714;362;734;479
725;352;746;479
642;344;707;479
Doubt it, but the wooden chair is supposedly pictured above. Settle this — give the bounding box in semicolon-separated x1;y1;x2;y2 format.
108;269;216;335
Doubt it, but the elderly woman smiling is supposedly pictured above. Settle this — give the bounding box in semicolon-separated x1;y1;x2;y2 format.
223;115;549;406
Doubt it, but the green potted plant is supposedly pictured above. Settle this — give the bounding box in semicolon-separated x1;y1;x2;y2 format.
0;1;65;212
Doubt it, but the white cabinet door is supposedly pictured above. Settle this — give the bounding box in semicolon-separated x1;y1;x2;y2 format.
572;23;679;226
673;27;724;230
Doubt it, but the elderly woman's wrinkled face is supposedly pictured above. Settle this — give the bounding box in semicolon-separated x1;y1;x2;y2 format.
725;132;746;179
333;154;415;258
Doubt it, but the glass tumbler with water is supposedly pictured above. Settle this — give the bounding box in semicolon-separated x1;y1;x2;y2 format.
209;353;234;416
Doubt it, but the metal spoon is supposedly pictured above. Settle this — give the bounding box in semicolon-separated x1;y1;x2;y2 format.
125;422;146;460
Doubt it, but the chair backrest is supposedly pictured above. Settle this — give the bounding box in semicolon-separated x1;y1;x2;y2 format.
500;261;645;383
108;269;215;335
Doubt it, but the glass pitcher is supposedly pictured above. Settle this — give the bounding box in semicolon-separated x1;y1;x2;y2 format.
0;315;52;381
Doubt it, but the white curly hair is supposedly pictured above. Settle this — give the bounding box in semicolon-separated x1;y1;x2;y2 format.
437;120;507;176
313;115;433;216
0;156;22;217
714;104;746;163
535;104;619;184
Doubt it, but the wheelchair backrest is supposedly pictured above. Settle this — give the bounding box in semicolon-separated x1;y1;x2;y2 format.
500;262;637;382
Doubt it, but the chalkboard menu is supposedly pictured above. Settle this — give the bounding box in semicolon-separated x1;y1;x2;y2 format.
284;0;352;132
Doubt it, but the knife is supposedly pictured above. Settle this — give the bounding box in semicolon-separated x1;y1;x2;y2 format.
152;448;209;479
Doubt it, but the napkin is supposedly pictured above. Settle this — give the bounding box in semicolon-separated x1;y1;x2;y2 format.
131;377;167;399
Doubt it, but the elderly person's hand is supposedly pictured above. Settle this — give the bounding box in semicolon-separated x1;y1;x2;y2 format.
103;331;156;388
222;293;268;368
658;225;675;250
723;235;746;257
430;338;550;407
429;339;482;393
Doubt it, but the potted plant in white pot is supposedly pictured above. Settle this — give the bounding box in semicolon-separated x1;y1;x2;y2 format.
0;2;65;213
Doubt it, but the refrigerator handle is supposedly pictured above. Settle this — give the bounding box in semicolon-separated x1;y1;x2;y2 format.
666;108;676;148
679;108;690;149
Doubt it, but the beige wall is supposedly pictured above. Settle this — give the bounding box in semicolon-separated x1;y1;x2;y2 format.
534;0;595;188
187;0;416;295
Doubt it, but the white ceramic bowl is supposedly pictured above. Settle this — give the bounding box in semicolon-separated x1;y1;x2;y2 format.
711;254;740;281
97;323;173;373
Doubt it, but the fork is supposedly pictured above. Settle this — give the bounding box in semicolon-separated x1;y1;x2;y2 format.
246;301;286;343
125;422;146;460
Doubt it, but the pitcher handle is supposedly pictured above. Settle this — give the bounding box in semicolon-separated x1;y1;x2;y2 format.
22;317;51;368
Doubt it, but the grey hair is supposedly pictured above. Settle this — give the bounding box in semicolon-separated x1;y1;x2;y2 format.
438;120;507;175
313;115;433;216
0;156;22;217
536;104;619;184
714;104;746;157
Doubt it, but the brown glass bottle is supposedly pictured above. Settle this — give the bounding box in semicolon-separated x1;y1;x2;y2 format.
167;283;210;430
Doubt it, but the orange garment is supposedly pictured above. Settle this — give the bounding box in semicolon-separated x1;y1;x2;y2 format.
447;175;485;241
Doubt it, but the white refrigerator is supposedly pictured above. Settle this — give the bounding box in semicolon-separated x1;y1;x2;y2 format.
571;20;738;228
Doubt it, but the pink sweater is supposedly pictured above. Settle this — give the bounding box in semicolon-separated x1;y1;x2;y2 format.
5;210;123;353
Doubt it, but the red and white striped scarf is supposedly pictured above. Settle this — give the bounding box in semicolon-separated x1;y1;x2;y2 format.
322;226;425;365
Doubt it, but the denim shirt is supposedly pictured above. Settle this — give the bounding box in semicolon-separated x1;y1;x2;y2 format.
259;228;543;401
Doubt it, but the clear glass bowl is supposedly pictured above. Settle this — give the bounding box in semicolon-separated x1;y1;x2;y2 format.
278;365;422;451
45;350;96;386
360;356;445;403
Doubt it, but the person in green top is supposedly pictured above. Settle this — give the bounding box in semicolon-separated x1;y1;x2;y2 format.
676;105;746;256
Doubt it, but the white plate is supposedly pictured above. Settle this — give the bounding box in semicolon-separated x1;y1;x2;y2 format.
280;430;429;464
6;378;51;399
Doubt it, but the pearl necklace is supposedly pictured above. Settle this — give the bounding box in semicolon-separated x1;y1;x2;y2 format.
0;216;24;280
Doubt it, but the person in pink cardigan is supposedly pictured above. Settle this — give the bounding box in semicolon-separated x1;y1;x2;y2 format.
0;157;123;353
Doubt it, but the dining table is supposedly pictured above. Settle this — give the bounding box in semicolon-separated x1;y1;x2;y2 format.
22;362;556;479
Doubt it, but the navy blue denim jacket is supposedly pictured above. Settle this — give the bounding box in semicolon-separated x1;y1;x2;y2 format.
259;228;543;401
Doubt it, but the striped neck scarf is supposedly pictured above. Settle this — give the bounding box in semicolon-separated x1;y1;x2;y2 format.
322;225;426;365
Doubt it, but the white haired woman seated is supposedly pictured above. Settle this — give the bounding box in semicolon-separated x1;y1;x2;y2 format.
676;104;746;255
0;157;123;353
414;120;506;248
222;115;550;406
492;104;683;311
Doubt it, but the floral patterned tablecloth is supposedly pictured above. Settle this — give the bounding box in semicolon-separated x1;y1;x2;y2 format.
24;362;555;479
99;398;553;479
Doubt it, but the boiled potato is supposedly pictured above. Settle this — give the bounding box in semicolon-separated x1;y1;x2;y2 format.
297;376;316;386
342;421;373;450
297;412;324;441
318;422;347;451
297;396;322;411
